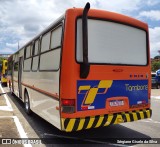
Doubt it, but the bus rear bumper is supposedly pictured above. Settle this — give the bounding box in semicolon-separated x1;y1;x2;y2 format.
61;108;152;132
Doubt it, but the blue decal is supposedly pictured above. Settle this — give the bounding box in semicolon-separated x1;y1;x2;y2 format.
77;80;148;111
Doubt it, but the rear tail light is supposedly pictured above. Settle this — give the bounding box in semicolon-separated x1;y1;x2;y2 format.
61;99;75;113
62;99;75;106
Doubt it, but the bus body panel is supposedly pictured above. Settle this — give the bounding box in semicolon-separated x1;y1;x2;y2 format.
8;20;63;130
11;54;61;130
60;9;151;131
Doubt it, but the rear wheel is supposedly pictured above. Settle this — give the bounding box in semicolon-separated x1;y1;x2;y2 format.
10;88;14;96
24;91;32;115
9;83;14;96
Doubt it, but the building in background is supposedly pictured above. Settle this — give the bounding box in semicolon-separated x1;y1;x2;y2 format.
0;54;11;59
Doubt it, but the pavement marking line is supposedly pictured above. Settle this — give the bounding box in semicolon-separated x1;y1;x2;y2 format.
151;96;160;99
13;116;32;147
140;118;160;124
0;84;13;111
0;116;32;147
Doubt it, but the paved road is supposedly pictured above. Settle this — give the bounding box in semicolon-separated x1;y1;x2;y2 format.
1;86;160;147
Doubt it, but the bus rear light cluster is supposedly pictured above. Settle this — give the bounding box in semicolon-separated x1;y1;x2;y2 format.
61;99;75;113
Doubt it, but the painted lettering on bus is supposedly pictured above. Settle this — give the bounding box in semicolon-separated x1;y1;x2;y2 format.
125;84;148;91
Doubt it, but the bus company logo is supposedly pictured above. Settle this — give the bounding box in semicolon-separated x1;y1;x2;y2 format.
78;80;113;110
125;84;148;91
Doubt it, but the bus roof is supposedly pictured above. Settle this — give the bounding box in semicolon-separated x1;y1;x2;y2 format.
66;8;148;30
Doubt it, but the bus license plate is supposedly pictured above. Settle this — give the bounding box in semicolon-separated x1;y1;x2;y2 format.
110;100;124;107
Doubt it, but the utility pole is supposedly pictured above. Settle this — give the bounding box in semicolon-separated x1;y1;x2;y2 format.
18;41;20;50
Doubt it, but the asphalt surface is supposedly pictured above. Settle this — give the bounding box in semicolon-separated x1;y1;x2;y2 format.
1;86;160;147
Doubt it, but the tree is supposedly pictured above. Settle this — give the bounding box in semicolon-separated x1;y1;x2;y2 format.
151;61;160;72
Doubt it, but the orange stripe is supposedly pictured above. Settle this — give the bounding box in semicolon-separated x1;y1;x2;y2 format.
13;80;59;100
21;82;59;100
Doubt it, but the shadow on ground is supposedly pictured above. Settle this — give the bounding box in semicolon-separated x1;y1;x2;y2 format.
7;92;151;147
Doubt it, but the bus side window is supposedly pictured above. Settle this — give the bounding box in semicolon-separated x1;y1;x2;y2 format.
41;32;51;52
31;43;34;57
40;49;61;71
24;44;32;71
26;45;31;58
14;62;18;71
50;25;62;49
32;39;39;71
39;25;62;71
34;40;39;55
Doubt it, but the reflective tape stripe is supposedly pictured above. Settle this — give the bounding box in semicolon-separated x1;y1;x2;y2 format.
136;111;141;120
129;112;134;121
66;119;76;132
83;116;90;130
133;112;138;121
115;114;123;124
77;118;85;131
146;109;151;118
104;115;113;126
92;115;100;128
62;109;152;132
125;113;131;122
87;117;95;129
95;115;104;128
100;114;108;126
143;110;147;118
72;118;80;131
140;111;145;119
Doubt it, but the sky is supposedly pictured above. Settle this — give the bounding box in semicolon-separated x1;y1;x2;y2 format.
0;0;160;58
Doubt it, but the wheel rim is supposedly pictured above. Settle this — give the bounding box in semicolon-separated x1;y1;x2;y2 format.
25;101;29;110
25;94;29;111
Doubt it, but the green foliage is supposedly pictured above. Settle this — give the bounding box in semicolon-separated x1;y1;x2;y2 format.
151;61;160;72
154;56;160;59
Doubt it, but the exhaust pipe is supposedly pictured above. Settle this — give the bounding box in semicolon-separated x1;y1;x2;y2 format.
80;2;90;79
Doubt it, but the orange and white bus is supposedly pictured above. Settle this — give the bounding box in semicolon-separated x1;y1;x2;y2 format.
7;3;151;132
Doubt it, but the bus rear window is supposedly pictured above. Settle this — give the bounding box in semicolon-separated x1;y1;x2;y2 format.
76;19;147;65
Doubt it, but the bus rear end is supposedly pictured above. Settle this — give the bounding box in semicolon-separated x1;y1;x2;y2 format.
60;4;151;132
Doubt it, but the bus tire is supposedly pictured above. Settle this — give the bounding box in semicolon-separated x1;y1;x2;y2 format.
10;90;14;96
24;91;32;115
10;86;14;96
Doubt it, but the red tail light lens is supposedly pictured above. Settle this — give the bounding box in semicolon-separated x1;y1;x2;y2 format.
62;99;75;106
61;99;75;113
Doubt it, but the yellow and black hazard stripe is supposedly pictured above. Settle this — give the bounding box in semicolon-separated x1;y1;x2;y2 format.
61;108;152;132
